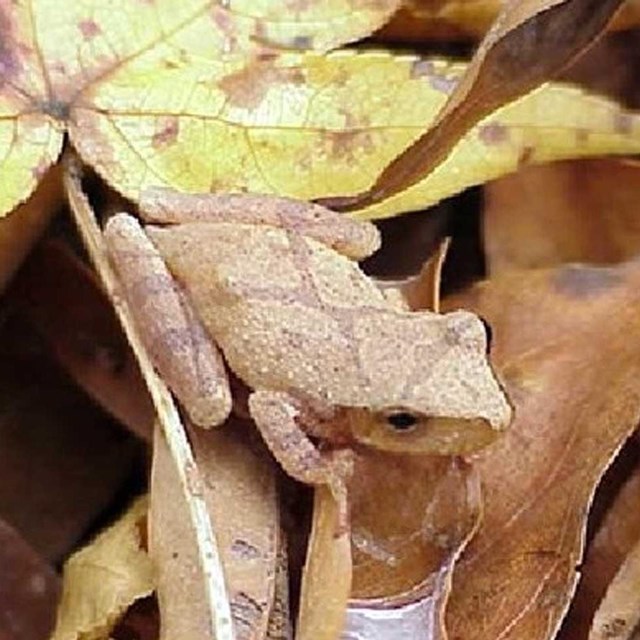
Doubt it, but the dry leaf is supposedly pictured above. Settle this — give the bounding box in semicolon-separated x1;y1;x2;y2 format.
150;418;279;640
0;518;59;640
562;465;640;638
327;0;626;210
342;453;480;639
378;0;640;41
443;261;640;640
588;536;640;640
51;497;154;640
0;165;62;292
297;487;352;640
0;311;139;562
484;158;640;273
10;239;155;440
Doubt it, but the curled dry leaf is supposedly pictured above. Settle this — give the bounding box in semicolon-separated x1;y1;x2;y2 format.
378;0;640;41
484;158;640;273
10;239;155;440
328;0;626;210
0;518;59;640
588;537;640;640
443;260;640;640
51;497;154;640
150;418;279;640
343;453;480;639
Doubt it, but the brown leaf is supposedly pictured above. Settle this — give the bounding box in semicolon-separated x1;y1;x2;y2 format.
10;239;154;441
0;518;60;640
443;261;640;640
297;487;352;640
0;312;139;562
150;418;279;640
0;166;63;293
326;0;626;210
392;237;450;312
588;536;640;640
377;0;640;42
343;453;480;639
562;464;640;638
51;498;154;640
484;158;640;273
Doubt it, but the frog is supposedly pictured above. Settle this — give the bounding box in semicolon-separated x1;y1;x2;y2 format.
104;188;511;528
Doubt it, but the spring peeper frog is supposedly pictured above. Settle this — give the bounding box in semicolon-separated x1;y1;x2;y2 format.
104;189;511;524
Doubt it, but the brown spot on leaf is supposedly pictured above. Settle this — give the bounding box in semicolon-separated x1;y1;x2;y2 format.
39;99;70;121
30;158;50;181
210;6;240;53
289;35;313;50
479;122;509;145
518;145;534;167
576;128;590;144
230;538;261;560
151;116;179;149
0;5;21;88
328;130;374;162
614;112;633;135
231;591;265;631
219;62;305;111
410;59;436;78
78;19;101;40
410;59;458;94
553;265;622;298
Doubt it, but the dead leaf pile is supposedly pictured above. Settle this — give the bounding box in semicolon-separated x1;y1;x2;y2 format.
1;1;640;640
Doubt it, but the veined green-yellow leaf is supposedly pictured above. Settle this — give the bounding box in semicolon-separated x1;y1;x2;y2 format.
72;51;640;220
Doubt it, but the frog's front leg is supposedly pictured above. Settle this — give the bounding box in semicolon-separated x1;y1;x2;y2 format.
248;390;353;534
104;213;232;427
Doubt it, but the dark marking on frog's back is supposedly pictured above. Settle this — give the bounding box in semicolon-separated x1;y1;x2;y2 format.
553;264;622;298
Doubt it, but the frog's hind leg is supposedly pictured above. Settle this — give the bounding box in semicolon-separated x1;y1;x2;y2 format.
248;389;353;535
139;188;380;261
105;213;232;428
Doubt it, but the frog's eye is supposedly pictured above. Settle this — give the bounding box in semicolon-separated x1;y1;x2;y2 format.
385;411;419;432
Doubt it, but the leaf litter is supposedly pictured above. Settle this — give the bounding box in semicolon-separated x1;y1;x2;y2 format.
2;1;640;639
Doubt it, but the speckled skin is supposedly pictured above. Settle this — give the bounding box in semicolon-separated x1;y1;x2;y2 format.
105;190;511;527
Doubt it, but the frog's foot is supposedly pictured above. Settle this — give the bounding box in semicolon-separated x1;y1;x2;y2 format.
248;389;353;536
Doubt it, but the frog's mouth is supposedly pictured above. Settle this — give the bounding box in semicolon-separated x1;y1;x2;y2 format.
347;408;499;456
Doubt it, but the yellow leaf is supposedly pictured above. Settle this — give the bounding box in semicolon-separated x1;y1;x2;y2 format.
71;50;640;220
0;0;399;216
0;1;63;214
51;497;154;640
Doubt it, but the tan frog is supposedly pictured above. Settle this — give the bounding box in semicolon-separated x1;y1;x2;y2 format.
104;189;511;526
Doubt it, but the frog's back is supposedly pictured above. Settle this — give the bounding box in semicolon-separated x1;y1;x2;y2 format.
146;222;388;402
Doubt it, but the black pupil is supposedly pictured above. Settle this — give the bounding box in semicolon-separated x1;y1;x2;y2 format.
386;412;418;431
